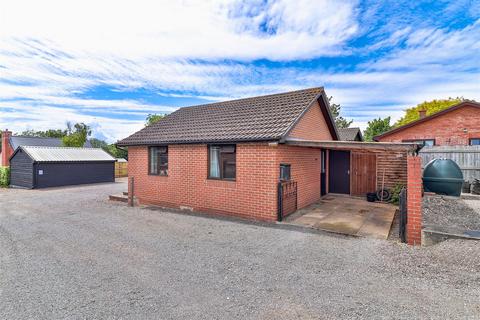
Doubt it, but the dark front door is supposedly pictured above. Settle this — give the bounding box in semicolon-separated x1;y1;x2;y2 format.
329;150;350;194
321;149;327;196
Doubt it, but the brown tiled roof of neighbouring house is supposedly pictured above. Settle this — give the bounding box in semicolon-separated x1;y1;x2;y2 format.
374;100;480;141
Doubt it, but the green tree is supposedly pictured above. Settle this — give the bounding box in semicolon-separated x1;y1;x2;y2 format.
90;138;127;159
20;129;67;138
107;145;128;159
363;117;392;141
328;97;352;129
89;138;109;149
62;123;92;147
145;114;165;126
395;97;464;127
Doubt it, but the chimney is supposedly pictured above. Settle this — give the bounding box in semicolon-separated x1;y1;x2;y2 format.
418;109;427;119
1;129;13;167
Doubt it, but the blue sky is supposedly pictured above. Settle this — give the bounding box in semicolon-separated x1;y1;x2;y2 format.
1;0;479;142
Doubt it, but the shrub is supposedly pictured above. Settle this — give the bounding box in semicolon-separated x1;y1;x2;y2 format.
390;183;405;205
0;166;10;187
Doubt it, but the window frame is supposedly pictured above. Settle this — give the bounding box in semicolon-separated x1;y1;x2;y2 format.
469;138;480;146
402;139;435;146
148;146;168;176
207;144;236;181
279;163;291;181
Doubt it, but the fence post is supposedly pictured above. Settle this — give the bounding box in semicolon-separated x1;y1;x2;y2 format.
277;182;283;221
128;176;134;207
407;155;422;245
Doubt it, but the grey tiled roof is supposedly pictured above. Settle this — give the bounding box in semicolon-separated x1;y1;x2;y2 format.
337;127;363;141
10;136;92;149
118;87;334;146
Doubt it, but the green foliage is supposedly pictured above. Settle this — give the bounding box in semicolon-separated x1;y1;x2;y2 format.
395;97;464;127
20;129;67;138
62;133;86;147
106;145;128;159
62;123;92;147
363;117;392;141
390;184;405;205
89;138;109;149
0;166;10;187
328;96;352;129
89;138;127;159
145;114;165;126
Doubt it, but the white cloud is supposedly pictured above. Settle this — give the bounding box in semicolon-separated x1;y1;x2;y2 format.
0;0;358;60
0;0;479;139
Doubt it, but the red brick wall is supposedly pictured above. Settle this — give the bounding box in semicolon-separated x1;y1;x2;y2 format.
128;143;278;221
377;106;480;145
1;130;13;167
287;100;333;141
407;155;422;246
128;142;324;221
276;145;321;209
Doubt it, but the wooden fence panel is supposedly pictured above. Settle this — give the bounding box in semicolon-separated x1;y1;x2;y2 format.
419;145;480;181
115;161;128;178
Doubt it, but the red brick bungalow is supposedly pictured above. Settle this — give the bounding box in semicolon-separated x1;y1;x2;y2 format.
118;88;418;223
374;101;480;146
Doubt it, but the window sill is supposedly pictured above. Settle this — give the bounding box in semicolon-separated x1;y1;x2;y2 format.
148;174;168;177
207;177;236;182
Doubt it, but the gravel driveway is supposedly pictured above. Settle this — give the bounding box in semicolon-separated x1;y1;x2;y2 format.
0;181;479;319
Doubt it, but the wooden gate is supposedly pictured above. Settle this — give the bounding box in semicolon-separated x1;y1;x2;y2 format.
351;152;377;196
398;187;407;243
277;181;297;221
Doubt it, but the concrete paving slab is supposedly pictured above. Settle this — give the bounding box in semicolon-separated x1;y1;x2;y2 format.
286;195;397;239
357;209;396;239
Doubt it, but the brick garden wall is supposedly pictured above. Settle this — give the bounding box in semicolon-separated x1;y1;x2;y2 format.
377;105;480;145
407;155;423;245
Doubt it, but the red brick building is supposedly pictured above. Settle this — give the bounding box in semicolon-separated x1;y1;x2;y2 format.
119;88;417;222
374;101;480;146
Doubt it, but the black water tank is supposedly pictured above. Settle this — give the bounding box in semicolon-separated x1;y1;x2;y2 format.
423;159;464;196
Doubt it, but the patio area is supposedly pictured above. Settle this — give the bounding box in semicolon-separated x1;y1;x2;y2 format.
285;195;397;239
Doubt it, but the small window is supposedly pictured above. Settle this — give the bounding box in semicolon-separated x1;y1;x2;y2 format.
470;138;480;146
280;164;291;181
149;146;168;176
403;139;435;146
423;140;435;146
209;145;236;180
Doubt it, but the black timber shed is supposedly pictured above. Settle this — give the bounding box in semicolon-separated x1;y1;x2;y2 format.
9;146;116;189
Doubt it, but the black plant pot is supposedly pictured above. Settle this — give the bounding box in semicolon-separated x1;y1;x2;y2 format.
366;192;377;202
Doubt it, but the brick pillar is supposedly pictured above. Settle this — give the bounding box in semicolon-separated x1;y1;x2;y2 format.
1;130;13;167
407;155;422;245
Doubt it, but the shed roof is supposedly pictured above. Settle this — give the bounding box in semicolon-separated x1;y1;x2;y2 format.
117;87;338;146
16;146;115;162
10;136;92;150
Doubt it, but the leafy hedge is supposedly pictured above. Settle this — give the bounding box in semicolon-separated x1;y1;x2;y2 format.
0;166;10;187
389;184;404;205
